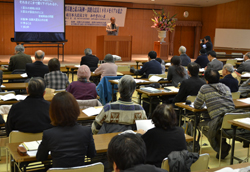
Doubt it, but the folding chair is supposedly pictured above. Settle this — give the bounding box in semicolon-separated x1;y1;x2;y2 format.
47;162;104;172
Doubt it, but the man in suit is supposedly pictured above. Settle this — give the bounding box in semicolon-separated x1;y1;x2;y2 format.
5;77;52;136
179;46;191;66
130;51;162;78
219;64;238;92
80;48;99;72
236;52;250;74
106;17;119;36
26;50;49;78
8;45;32;71
173;62;206;103
194;48;209;68
206;51;223;71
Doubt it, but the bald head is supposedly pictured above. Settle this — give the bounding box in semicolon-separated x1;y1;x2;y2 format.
35;50;45;60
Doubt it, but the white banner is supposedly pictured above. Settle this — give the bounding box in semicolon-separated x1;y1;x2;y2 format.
65;5;127;27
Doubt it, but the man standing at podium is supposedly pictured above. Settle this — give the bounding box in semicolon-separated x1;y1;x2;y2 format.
106;17;119;36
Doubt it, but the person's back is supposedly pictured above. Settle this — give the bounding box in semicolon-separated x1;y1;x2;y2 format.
80;49;99;72
94;54;117;79
219;64;238;92
237;52;250;74
206;51;223;71
194;49;209;68
179;46;191;66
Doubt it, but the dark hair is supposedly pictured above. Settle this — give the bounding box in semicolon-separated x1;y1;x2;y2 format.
205;69;220;84
207;51;216;58
108;133;146;170
204;36;211;42
171;56;185;77
28;77;46;97
49;92;80;126
148;51;157;59
188;62;200;77
48;58;60;72
155;58;162;64
199;48;206;55
152;104;177;130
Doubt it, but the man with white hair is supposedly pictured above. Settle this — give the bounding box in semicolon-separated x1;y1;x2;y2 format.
8;45;32;71
80;48;99;72
178;46;191;66
219;64;238;92
26;50;49;78
237;52;250;74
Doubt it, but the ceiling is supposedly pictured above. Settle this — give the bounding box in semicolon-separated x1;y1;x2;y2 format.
95;0;235;7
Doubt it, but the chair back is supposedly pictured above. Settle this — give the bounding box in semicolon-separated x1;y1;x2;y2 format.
148;74;167;79
186;96;197;102
9;131;43;143
226;59;237;66
232;72;241;85
221;112;250;130
117;65;130;72
161;154;209;172
47;162;104;172
231;92;241;99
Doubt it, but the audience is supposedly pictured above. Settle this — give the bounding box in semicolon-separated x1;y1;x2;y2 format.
167;56;188;87
80;48;99;72
219;64;238;92
173;62;206;103
179;46;191;66
6;77;52;136
239;78;250;98
36;92;96;168
206;51;223;71
130;51;162;78
94;54;117;79
155;58;165;74
26;50;49;78
194;69;235;159
140;104;187;167
194;48;209;68
66;65;97;100
8;45;32;71
91;75;147;134
200;36;213;53
44;58;69;90
108;133;167;172
236;52;250;74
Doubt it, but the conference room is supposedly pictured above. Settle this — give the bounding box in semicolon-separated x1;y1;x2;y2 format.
1;0;250;172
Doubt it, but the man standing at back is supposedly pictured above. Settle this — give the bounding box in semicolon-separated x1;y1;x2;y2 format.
8;45;32;71
26;50;49;78
6;77;52;136
80;48;99;72
179;46;191;66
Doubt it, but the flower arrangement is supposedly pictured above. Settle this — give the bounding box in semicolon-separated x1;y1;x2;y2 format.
151;9;177;32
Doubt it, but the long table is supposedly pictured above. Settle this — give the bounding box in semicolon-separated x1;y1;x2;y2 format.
3;74;27;80
1;83;28;91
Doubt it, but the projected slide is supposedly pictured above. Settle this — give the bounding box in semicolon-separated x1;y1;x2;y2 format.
15;0;64;32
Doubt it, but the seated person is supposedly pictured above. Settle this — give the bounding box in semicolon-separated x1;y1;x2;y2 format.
26;50;49;78
94;54;117;80
155;58;165;74
219;64;238;92
194;48;209;68
66;65;97;100
179;46;191;66
130;51;162;78
167;56;188;87
206;51;223;71
239;78;250;98
173;62;206;103
139;104;187;167
36;92;96;168
6;77;52;136
44;58;70;90
237;52;250;74
91;75;147;134
80;48;99;72
108;133;167;172
194;69;235;159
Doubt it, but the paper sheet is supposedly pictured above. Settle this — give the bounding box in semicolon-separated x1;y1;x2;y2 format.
235;58;244;61
74;65;80;68
241;73;250;77
164;86;179;92
237;98;250;104
82;107;103;116
199;68;205;72
234;117;250;125
215;167;239;172
134;79;149;83
165;63;171;66
136;120;155;132
1;85;6;88
21;73;28;77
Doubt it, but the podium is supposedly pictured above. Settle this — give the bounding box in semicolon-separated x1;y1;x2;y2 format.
154;41;169;60
96;35;132;61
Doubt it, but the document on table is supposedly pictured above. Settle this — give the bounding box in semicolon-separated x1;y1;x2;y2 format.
237;98;250;104
136;119;155;132
1;85;5;88
164;86;179;92
74;65;80;68
148;75;163;82
234;117;250;125
134;79;150;83
165;63;171;66
199;68;205;72
241;73;250;77
22;140;42;151
21;73;28;77
235;58;244;61
215;167;240;172
82;107;103;116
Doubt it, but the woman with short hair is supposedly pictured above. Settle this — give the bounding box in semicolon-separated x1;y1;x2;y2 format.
66;65;97;100
140;104;187;167
36;92;96;168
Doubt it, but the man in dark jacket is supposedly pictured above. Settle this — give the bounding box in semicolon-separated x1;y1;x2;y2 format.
219;64;238;92
5;77;52;136
194;48;209;68
173;62;206;103
108;133;167;172
179;46;191;66
237;52;250;74
80;48;99;72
